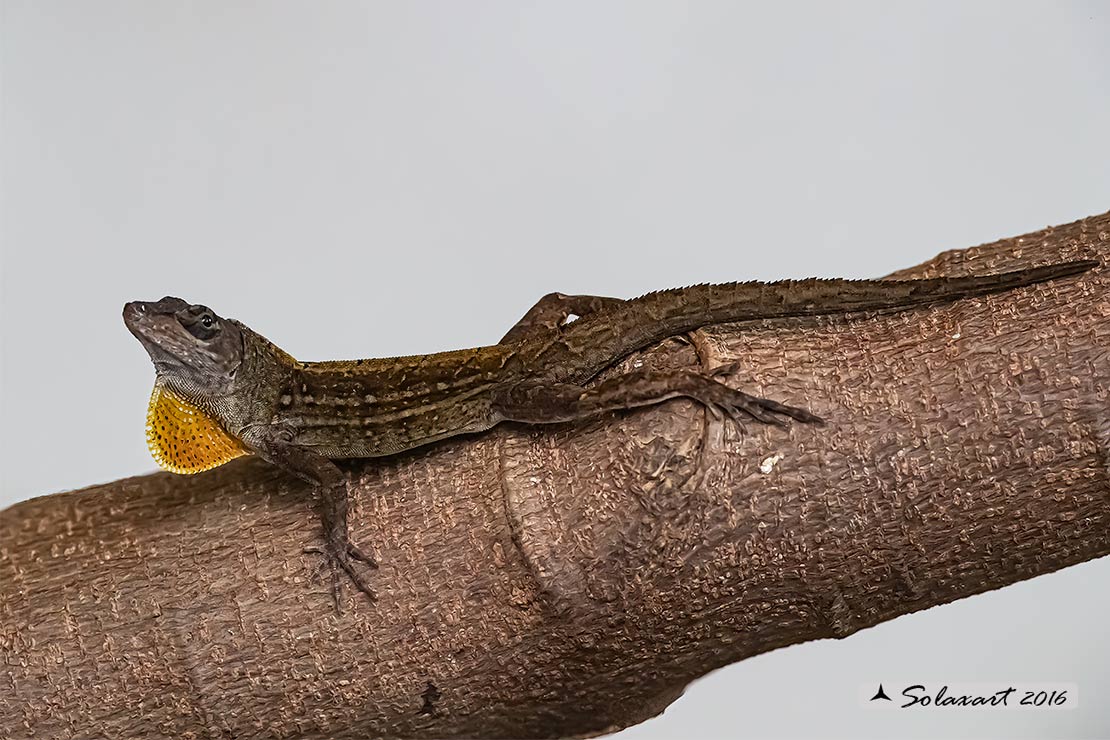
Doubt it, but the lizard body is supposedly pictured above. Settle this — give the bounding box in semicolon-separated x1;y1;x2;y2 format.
124;259;1096;609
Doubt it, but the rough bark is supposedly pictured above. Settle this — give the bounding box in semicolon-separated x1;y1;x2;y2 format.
2;213;1108;740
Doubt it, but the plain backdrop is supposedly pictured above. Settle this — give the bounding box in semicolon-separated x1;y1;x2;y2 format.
2;2;1109;739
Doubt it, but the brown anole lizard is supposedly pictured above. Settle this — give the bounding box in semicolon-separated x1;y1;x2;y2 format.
123;259;1096;610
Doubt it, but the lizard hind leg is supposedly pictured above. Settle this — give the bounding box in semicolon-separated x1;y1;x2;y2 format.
492;369;823;432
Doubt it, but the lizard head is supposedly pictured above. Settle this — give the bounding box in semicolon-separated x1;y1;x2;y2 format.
124;296;244;388
124;295;245;388
124;296;250;474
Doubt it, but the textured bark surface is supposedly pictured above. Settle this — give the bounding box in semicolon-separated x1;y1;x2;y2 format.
2;213;1108;740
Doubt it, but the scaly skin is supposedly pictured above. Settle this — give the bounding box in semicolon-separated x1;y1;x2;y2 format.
123;259;1097;610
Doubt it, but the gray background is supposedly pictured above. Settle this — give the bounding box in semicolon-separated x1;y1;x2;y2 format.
3;2;1109;738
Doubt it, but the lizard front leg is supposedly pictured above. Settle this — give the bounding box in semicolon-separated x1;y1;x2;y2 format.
245;432;377;611
500;292;625;344
492;369;823;428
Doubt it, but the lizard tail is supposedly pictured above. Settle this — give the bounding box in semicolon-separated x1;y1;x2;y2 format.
550;259;1098;384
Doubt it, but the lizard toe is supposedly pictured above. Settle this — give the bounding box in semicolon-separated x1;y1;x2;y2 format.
753;396;824;424
347;542;379;568
722;390;787;426
340;559;377;600
305;540;377;610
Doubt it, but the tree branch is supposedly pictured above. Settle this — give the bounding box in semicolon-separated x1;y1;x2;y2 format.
3;213;1108;740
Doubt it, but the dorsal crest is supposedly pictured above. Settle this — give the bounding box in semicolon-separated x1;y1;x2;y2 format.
145;382;246;474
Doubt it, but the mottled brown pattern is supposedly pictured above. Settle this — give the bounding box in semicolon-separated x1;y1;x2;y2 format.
2;212;1108;739
285;348;516;457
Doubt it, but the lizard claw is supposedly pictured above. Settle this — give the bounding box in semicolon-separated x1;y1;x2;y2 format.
699;378;823;432
346;542;378;567
749;396;824;424
701;364;824;425
304;538;377;612
708;361;746;378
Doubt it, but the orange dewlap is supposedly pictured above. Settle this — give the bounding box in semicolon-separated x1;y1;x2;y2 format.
145;383;246;474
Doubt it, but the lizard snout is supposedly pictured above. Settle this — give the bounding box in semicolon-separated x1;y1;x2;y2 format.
122;301;148;329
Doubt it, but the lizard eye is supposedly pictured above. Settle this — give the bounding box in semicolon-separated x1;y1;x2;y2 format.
178;305;220;340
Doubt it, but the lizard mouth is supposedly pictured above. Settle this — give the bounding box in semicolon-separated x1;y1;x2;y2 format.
123;301;166;346
123;299;194;368
123;298;186;330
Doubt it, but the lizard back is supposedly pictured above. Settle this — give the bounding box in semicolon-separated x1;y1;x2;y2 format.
275;344;524;457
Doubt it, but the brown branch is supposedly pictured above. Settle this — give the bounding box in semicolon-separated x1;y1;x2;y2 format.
3;213;1108;740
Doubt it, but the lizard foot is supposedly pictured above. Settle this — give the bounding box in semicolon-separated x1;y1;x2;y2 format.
304;538;378;612
695;375;824;429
